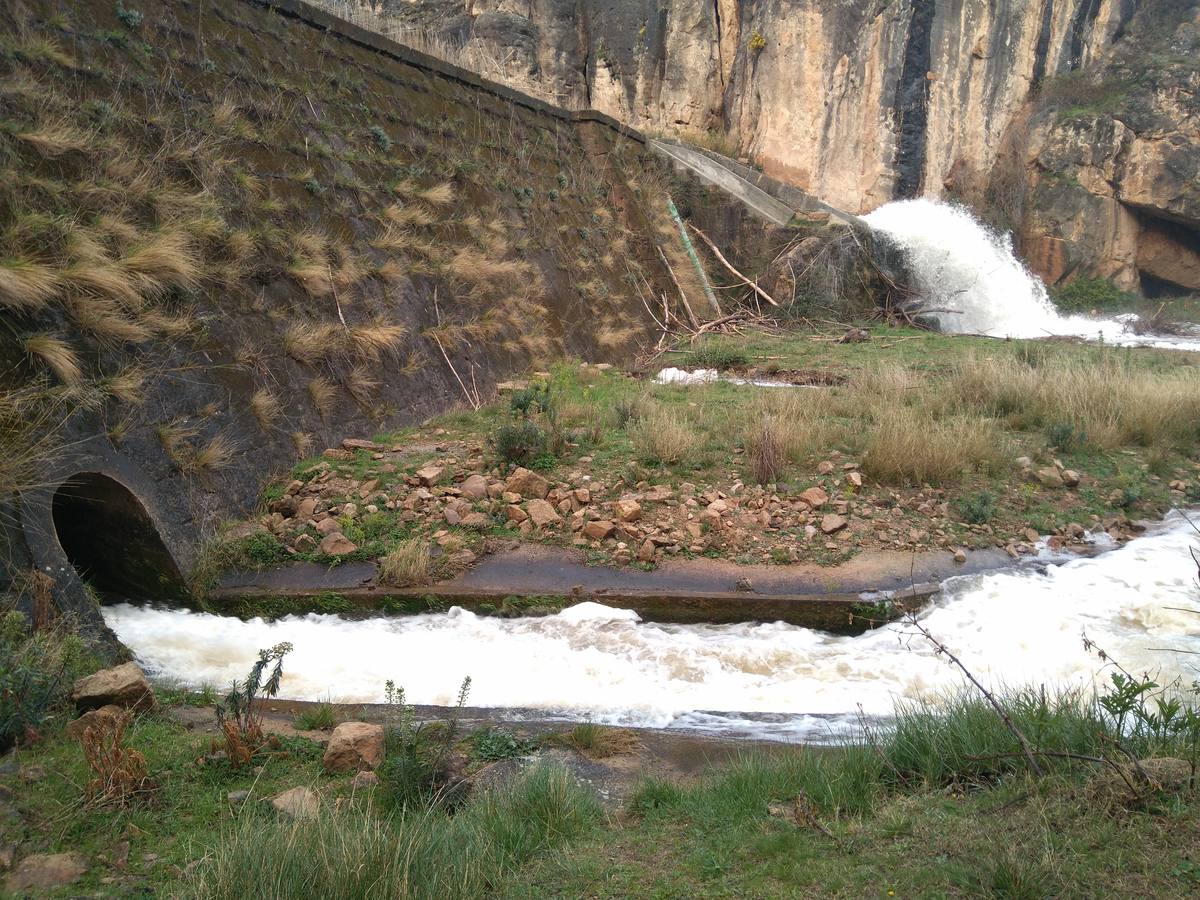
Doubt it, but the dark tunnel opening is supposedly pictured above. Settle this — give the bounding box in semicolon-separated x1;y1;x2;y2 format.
52;473;188;601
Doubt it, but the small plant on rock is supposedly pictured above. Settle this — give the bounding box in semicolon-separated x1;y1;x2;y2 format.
214;642;292;768
380;676;472;810
492;383;559;468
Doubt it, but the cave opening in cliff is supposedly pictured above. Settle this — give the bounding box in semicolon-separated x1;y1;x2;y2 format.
52;473;187;601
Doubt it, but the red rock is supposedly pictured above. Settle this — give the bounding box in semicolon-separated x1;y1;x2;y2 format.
323;722;385;773
582;520;615;540
526;499;562;528
614;499;642;522
820;514;847;534
505;467;551;499
799;487;829;509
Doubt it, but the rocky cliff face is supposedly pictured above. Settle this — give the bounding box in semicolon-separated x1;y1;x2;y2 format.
361;0;1143;213
1013;0;1200;292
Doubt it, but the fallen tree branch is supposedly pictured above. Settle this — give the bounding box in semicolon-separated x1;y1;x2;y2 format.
687;223;779;307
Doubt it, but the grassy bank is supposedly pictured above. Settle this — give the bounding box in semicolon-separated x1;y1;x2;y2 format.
205;327;1200;592
4;674;1199;897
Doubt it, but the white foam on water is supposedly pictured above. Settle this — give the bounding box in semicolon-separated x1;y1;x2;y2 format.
104;512;1200;741
653;367;815;389
863;199;1200;350
654;367;719;385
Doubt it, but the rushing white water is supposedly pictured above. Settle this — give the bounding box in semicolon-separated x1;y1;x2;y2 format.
863;199;1200;350
105;512;1199;741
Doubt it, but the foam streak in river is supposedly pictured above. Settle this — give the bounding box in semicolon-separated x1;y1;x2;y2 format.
863;199;1200;349
104;512;1200;741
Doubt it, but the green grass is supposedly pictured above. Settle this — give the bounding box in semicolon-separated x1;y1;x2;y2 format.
293;701;338;731
502;688;1200;898
189;765;599;899
8;684;1200;897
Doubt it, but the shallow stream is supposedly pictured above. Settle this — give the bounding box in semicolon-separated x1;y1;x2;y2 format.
105;511;1200;742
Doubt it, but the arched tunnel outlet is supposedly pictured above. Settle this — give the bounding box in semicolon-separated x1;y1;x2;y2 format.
52;472;189;603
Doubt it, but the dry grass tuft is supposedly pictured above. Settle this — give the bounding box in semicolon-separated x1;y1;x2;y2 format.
291;431;314;458
418;182;455;207
23;334;83;385
308;377;336;420
378;539;431;587
0;258;60;312
63;258;143;309
140;309;194;337
629;405;698;464
383;203;434;228
122;230;202;295
550;723;642;759
284;322;348;363
68;298;153;344
18;120;92;157
864;408;1005;486
350;321;407;361
747;414;786;485
155;420;198;463
596;325;637;351
346;366;379;403
186;433;237;474
447;247;528;285
102;367;147;405
250;389;280;430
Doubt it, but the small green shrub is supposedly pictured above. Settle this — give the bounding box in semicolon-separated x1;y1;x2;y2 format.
368;125;391;152
293;702;338;731
471;727;534;762
492;420;548;468
1045;421;1086;451
1051;276;1134;313
0;613;97;752
115;2;143;28
682;339;749;370
955;490;996;524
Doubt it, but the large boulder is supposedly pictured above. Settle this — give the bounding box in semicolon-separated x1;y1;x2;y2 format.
505;467;551;499
72;662;155;713
5;853;88;893
270;786;319;820
322;722;385;773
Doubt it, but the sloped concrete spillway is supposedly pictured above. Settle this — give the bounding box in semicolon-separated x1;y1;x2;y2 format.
104;512;1200;741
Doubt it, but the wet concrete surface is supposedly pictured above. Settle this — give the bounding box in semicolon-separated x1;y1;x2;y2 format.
213;541;1042;631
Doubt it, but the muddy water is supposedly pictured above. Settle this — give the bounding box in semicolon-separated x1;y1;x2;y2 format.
104;511;1199;741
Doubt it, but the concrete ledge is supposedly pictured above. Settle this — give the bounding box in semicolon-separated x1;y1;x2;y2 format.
203;542;1033;634
255;0;646;143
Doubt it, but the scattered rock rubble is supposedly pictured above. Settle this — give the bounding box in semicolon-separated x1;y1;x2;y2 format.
244;435;1192;578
